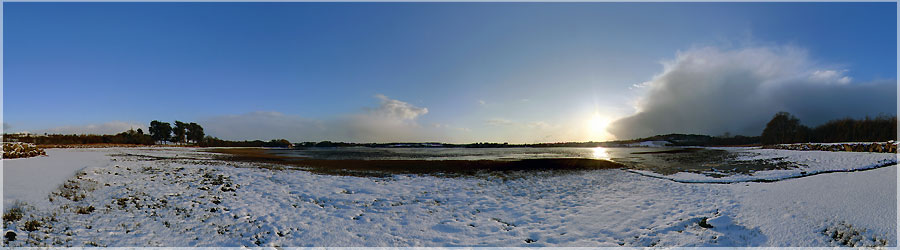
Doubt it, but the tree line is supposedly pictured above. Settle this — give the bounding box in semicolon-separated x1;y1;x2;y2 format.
197;137;293;148
761;112;897;145
2;119;299;148
3;112;896;147
4;129;155;145
148;120;205;145
1;120;209;146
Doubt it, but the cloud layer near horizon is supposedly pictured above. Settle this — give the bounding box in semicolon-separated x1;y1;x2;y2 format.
28;121;147;135
201;95;447;143
608;46;897;140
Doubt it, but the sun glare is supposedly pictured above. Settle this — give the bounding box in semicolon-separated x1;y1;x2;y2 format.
588;114;612;141
591;147;610;160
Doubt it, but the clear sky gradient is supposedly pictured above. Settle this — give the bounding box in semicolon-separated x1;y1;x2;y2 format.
4;2;897;143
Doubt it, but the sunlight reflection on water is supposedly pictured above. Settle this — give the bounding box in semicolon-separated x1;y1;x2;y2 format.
591;147;611;160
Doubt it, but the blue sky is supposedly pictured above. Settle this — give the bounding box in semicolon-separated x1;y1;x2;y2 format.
3;2;896;143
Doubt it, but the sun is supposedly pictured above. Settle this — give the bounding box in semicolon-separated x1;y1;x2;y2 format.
587;114;613;142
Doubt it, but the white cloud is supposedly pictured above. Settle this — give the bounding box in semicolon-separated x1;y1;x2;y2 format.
630;81;652;90
608;45;896;140
809;70;852;84
432;123;471;132
202;95;452;143
527;121;555;130
33;121;147;135
370;94;428;121
486;118;515;126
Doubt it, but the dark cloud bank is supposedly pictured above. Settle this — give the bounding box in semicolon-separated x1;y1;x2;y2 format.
608;46;897;140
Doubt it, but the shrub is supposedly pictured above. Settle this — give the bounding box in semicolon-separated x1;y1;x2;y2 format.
3;207;23;223
2;143;46;159
75;206;95;215
23;220;41;232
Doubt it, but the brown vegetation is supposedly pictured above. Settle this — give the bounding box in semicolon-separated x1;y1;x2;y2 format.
5;130;153;146
3;142;47;159
209;148;625;177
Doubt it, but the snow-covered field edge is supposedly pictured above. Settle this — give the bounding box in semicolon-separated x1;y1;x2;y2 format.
629;148;897;183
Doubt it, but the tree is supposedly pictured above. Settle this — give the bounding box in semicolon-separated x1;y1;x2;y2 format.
149;121;159;141
811;115;897;142
136;128;144;135
186;122;204;144
173;121;187;144
266;139;292;148
761;112;809;145
149;121;173;144
149;121;163;143
113;129;154;145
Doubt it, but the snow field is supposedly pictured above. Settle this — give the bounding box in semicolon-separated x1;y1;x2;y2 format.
2;147;895;247
630;147;897;183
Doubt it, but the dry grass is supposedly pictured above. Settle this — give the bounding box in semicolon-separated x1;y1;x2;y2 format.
3;207;24;223
2;142;46;159
75;206;95;215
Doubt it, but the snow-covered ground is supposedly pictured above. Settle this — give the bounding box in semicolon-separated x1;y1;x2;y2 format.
3;148;113;208
631;147;897;183
1;147;895;247
731;166;896;246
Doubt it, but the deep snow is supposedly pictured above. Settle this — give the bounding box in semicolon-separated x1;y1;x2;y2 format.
1;147;895;247
3;148;114;208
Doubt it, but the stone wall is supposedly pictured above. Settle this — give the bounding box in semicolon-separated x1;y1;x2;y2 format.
762;142;898;153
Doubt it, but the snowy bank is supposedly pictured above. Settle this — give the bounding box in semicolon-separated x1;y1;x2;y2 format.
629;147;896;183
730;166;896;246
3;148;112;208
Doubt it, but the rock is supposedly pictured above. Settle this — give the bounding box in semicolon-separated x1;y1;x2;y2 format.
4;230;15;242
699;217;714;228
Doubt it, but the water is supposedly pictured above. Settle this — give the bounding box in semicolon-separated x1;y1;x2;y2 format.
263;147;792;177
265;147;680;161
